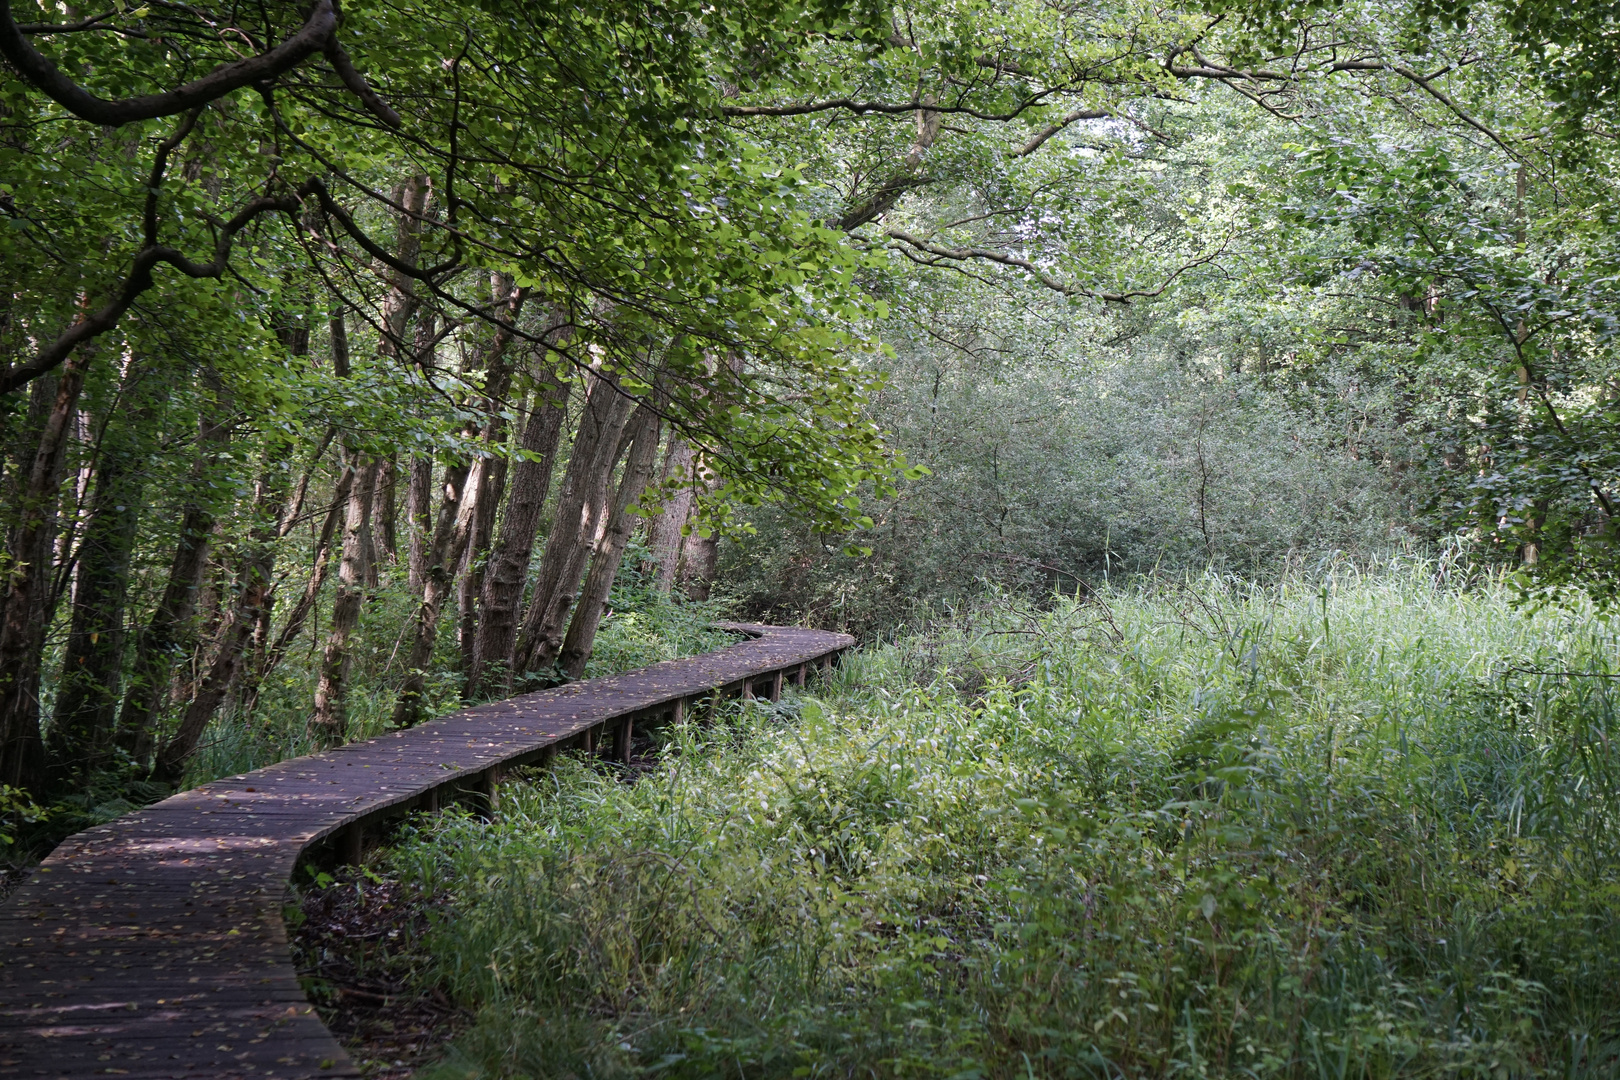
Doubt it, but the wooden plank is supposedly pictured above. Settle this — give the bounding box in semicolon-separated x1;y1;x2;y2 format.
0;624;849;1079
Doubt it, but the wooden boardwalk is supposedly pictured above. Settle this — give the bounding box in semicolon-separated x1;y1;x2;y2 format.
0;624;851;1079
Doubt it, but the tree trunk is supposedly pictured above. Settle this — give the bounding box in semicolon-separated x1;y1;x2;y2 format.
154;452;285;782
454;276;526;677
677;464;723;601
47;402;149;784
558;404;663;678
372;457;398;569
116;387;232;767
0;360;84;792
307;178;429;745
466;375;572;699
513;371;637;679
388;457;475;727
457;453;506;674
309;453;379;747
645;435;696;595
237;463;351;715
406;455;433;594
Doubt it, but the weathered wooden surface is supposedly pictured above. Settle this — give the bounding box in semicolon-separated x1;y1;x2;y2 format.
0;624;851;1079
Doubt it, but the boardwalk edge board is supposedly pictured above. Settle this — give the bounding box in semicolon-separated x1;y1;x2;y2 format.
0;623;852;1079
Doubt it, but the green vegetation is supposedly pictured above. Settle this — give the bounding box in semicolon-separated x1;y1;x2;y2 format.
184;548;735;788
7;0;1620;1069
336;565;1620;1078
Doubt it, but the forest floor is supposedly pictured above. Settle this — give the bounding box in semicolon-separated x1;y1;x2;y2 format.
292;566;1620;1079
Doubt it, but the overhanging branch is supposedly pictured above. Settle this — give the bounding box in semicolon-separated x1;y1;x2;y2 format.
0;178;316;395
884;228;1229;303
0;0;399;128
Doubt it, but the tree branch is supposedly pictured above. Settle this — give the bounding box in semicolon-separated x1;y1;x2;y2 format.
0;0;398;128
1017;108;1111;156
0;178;315;395
883;228;1228;303
722;94;1053;122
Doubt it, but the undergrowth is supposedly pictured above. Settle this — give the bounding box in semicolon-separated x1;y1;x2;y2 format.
370;562;1620;1078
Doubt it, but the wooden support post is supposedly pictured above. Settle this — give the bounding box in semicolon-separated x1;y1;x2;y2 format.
541;744;557;768
615;714;633;763
769;669;783;701
339;825;363;866
422;787;439;813
741;679;753;701
584;725;599;754
795;662;807;687
671;698;684;725
481;765;503;814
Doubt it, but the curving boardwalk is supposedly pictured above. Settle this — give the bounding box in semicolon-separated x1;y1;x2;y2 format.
0;624;851;1079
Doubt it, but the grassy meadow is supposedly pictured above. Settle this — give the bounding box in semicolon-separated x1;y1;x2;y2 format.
330;564;1620;1078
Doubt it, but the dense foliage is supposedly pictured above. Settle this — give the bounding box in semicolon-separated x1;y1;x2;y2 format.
7;0;1620;810
357;566;1620;1078
6;0;1620;1071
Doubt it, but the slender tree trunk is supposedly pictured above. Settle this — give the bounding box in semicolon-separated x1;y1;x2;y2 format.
237;464;351;714
155;452;286;782
232;422;332;714
457;453;505;674
454;276;527;677
0;360;84;792
406;456;433;595
116;385;232;767
0;373;57;640
308;178;428;745
47;403;149;783
388;457;475;727
645;435;696;595
309;453;379;746
559;404;663;678
514;371;638;678
467;375;572;699
372;457;398;569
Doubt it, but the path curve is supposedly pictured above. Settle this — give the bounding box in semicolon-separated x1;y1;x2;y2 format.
0;624;851;1078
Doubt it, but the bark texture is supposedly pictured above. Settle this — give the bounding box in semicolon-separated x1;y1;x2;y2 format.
387;457;473;727
116;387;232;766
645;435;696;595
558;404;663;678
513;370;636;679
466;374;571;699
308;453;378;746
0;364;81;790
48;398;150;782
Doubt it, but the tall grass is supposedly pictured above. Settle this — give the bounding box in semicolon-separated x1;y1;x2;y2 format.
376;562;1620;1078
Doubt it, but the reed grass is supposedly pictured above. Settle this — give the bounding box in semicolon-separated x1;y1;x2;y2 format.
377;561;1620;1078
